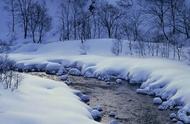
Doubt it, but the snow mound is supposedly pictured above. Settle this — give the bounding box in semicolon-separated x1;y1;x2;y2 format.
45;62;61;74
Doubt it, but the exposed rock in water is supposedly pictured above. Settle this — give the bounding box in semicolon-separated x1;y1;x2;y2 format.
80;94;90;103
153;97;163;105
91;109;102;122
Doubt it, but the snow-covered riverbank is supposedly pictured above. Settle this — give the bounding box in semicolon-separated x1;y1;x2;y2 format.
0;74;99;124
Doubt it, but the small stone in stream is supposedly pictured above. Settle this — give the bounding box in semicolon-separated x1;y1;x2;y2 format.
170;113;177;119
81;95;90;103
64;79;72;85
116;79;122;84
91;109;102;122
158;105;165;111
175;106;183;110
153;97;162;105
93;105;103;112
109;119;120;124
171;118;178;123
109;111;116;118
106;82;111;85
74;92;83;98
59;75;68;81
176;121;184;124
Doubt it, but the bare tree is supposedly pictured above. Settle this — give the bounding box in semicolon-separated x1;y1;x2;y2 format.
4;0;18;33
98;2;122;38
17;0;33;39
59;0;73;41
29;2;52;43
177;3;190;39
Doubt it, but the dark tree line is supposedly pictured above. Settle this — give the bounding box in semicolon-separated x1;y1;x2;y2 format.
58;0;190;59
4;0;190;59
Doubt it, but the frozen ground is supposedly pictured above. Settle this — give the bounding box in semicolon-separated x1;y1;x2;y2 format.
0;74;99;124
7;39;190;123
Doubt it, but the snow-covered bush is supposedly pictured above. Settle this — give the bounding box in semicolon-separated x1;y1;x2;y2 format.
0;54;22;91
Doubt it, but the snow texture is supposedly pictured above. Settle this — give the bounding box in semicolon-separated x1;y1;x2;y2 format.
0;74;99;124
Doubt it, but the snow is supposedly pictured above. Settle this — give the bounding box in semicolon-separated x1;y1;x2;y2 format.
0;74;99;124
45;62;61;74
68;68;81;76
8;39;190;123
153;97;163;105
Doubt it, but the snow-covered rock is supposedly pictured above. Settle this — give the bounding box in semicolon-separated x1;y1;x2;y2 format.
136;88;149;95
170;113;177;119
177;121;184;124
45;63;61;74
177;109;190;123
116;79;122;84
23;63;37;72
56;67;67;76
68;68;81;76
158;100;176;110
35;63;47;72
153;97;163;105
171;118;178;122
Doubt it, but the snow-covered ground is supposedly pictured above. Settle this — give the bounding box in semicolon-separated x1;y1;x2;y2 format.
8;39;190;123
0;74;99;124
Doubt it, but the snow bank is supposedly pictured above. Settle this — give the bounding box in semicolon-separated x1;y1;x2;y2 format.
0;74;99;124
10;55;190;123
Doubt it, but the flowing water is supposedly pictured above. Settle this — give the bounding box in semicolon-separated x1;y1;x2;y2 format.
30;72;174;124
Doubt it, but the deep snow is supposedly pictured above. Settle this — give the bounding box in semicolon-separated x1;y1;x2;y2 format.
0;74;99;124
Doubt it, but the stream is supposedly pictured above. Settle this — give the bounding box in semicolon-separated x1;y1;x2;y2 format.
30;72;174;124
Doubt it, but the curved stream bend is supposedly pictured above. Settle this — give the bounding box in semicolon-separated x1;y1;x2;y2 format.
29;72;173;124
